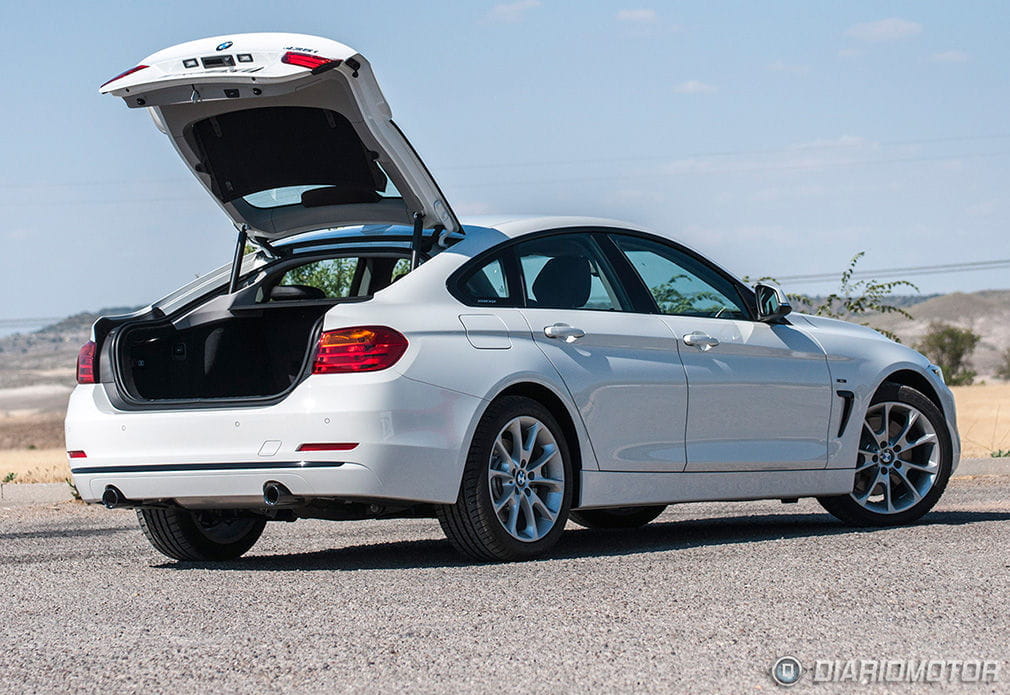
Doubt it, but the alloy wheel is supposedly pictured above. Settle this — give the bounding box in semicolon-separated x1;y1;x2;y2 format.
851;401;940;515
487;416;566;542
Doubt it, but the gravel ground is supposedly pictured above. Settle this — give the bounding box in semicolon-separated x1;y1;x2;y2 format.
1;476;1008;694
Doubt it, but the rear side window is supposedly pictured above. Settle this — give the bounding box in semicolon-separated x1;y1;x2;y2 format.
514;234;627;311
461;256;510;303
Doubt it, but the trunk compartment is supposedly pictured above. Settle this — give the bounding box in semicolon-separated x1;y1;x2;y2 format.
117;306;327;402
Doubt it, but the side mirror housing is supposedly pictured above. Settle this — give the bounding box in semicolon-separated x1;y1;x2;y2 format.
754;283;792;323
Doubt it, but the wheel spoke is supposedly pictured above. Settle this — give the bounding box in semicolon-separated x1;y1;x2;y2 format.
522;421;541;461
493;488;514;513
493;439;513;466
534;476;564;490
892;411;920;448
489;468;512;481
855;459;877;473
504;497;520;535
530;491;557;522
904;432;937;451
878;404;892;439
508;419;524;460
527;444;558;474
519;494;537;537
855;476;880;503
883;475;896;513
895;468;922;502
902;459;938;473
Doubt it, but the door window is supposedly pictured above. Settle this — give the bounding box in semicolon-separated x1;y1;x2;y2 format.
610;235;750;319
515;234;627;311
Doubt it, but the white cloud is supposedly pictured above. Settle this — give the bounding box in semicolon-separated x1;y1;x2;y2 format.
931;50;969;63
673;80;717;94
767;60;810;75
616;9;657;23
485;0;541;24
845;18;922;42
837;48;862;59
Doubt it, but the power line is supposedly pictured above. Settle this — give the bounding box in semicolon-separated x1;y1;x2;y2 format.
3;130;1010;190
779;258;1010;284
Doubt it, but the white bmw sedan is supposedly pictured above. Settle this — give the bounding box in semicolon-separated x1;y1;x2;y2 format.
68;33;960;562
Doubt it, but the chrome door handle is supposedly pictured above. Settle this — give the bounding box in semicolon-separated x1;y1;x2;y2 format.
683;332;719;350
544;323;586;343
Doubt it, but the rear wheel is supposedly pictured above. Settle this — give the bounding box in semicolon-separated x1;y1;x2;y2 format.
570;505;667;529
818;383;952;527
136;507;266;561
437;396;573;561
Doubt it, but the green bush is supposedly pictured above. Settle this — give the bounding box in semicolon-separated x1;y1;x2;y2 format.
916;323;981;386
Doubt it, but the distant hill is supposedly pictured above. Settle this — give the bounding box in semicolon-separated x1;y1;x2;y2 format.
0;307;140;392
0;292;1006;416
864;290;1010;379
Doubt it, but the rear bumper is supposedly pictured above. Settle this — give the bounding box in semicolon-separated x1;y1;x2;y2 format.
66;373;483;507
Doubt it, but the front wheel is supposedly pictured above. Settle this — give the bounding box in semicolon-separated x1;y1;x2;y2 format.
818;383;952;527
137;507;266;561
437;396;574;561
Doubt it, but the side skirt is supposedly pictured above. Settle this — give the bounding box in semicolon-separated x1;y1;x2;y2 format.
577;468;854;509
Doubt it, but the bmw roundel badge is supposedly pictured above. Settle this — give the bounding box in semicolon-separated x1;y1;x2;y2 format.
216;41;233;51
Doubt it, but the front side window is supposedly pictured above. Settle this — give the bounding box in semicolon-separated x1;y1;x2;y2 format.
610;235;749;319
514;234;626;311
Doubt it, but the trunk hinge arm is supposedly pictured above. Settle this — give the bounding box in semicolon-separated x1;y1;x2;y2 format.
228;224;248;294
410;212;424;269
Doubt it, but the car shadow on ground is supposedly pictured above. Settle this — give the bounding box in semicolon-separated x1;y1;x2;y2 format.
157;509;1010;573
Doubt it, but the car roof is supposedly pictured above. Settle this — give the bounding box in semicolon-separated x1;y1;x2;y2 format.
461;215;653;239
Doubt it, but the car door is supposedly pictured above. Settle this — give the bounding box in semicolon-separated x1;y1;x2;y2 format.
606;233;833;472
514;232;689;472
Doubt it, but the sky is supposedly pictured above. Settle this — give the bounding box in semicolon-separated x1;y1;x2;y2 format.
1;1;1008;320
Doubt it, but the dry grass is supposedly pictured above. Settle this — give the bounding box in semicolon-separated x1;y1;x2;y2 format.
951;383;1010;458
0;448;69;483
0;383;1006;485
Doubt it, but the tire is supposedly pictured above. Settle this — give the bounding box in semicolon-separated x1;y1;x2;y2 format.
437;395;574;561
818;382;952;527
136;507;266;561
570;505;667;529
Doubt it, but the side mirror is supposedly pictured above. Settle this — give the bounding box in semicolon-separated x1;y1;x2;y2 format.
754;283;792;322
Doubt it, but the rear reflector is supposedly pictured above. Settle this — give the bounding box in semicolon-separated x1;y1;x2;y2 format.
100;65;149;88
297;443;358;452
281;51;340;72
312;326;408;374
67;450;87;459
77;341;97;384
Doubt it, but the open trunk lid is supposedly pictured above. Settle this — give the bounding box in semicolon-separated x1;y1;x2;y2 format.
100;33;460;242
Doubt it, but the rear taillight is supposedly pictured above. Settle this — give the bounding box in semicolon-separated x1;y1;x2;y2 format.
77;341;97;384
281;51;340;72
100;65;149;88
312;326;407;374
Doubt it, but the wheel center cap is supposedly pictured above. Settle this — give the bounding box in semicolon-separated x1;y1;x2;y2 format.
880;450;895;464
516;470;528;486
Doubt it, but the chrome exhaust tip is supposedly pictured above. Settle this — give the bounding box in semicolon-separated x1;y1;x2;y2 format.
101;485;127;509
263;481;301;507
